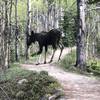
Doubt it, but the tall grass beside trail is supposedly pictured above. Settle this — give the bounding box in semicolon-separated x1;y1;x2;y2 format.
59;50;100;76
59;50;76;71
58;50;88;74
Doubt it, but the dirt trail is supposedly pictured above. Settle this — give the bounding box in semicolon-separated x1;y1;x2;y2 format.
21;48;100;100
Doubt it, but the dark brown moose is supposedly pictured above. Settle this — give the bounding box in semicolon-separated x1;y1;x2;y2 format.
27;29;64;64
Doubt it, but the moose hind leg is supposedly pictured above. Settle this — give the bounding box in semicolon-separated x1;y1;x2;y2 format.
36;47;43;65
44;46;48;64
58;42;64;61
49;49;56;63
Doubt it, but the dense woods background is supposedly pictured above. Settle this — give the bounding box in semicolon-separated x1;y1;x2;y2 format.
0;0;100;71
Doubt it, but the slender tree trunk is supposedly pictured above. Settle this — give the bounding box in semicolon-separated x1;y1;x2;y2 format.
15;0;18;61
47;3;50;31
3;0;9;70
0;16;3;70
25;0;31;60
0;5;5;70
36;5;39;32
75;0;86;70
56;0;59;28
8;0;12;67
53;3;56;28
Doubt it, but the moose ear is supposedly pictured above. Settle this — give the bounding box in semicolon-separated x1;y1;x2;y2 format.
31;30;34;35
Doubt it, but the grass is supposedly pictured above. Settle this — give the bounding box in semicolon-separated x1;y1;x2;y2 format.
87;58;100;76
58;50;100;76
20;47;53;64
0;63;33;82
58;50;90;75
58;50;77;72
0;63;61;100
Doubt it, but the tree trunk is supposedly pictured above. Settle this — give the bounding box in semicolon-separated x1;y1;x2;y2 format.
36;5;39;32
75;0;86;70
47;1;50;31
25;0;31;60
0;4;5;70
2;0;9;70
8;0;13;67
0;16;3;70
15;0;18;61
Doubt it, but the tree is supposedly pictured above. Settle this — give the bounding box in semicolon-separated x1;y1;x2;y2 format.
0;11;4;70
4;0;9;69
15;0;19;61
62;1;77;47
8;0;13;67
0;0;10;70
75;0;86;69
25;0;31;60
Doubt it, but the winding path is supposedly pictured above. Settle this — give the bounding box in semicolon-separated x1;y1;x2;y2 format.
21;48;100;100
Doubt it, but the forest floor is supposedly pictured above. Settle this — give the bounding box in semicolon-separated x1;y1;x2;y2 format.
21;48;100;100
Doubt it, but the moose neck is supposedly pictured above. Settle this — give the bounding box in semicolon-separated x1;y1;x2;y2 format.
34;33;41;42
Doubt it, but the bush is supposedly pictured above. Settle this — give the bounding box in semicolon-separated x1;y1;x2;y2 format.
0;66;60;100
59;50;100;76
87;59;100;75
0;64;33;81
59;50;76;70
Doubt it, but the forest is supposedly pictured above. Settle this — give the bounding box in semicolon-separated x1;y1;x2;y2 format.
0;0;100;99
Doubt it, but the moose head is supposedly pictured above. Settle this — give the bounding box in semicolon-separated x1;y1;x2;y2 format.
27;30;36;48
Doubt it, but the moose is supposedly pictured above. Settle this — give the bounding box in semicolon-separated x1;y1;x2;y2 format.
27;29;64;64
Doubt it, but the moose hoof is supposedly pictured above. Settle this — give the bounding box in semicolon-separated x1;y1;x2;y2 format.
49;60;52;63
58;58;61;61
44;61;46;64
35;63;40;65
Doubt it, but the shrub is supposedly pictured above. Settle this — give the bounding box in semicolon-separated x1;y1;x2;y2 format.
87;59;100;75
0;66;60;100
59;50;76;70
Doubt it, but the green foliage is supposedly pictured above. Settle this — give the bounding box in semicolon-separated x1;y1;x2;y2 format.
47;0;55;5
59;50;76;70
59;50;100;76
87;59;100;75
0;64;32;81
61;4;77;47
88;0;100;4
0;67;60;100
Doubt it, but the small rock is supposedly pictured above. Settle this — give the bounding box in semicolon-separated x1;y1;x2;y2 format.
18;79;28;85
90;72;93;75
49;89;63;100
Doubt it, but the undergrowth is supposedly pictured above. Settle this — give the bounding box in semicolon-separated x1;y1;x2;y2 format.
58;50;77;72
0;64;60;100
59;50;100;76
0;64;32;81
87;59;100;76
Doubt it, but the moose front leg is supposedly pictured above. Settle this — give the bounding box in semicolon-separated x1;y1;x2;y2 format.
49;49;56;63
44;46;48;64
58;42;64;61
35;47;43;65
